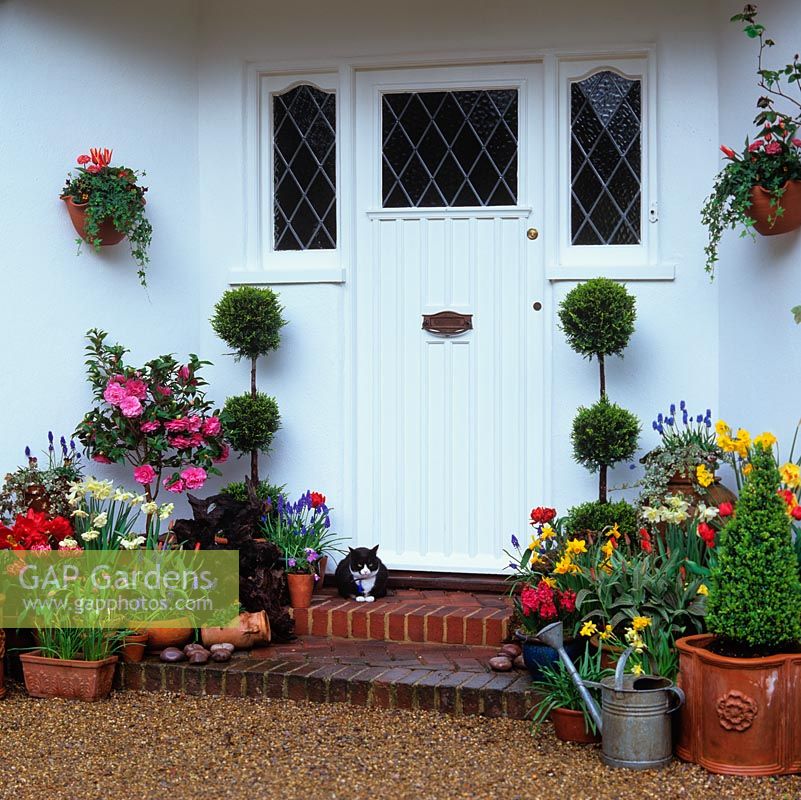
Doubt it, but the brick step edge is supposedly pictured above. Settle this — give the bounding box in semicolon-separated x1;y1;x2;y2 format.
292;603;511;647
115;661;537;720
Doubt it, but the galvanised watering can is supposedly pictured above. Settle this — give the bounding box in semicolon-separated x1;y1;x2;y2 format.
536;621;685;770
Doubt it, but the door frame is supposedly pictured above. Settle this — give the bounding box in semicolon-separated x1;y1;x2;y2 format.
348;61;547;572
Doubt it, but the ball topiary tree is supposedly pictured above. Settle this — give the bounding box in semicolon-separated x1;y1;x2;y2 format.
211;286;287;486
559;278;640;503
707;443;801;651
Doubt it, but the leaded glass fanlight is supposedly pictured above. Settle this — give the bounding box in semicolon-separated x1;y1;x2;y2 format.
273;84;337;251
382;89;518;208
570;70;642;245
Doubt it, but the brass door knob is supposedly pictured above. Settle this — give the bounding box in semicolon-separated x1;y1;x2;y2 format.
527;228;539;240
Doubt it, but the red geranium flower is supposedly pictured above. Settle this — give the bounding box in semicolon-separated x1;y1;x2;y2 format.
77;154;91;165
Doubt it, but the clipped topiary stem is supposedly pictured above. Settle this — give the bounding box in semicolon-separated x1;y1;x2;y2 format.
598;353;606;399
599;464;607;504
251;355;258;485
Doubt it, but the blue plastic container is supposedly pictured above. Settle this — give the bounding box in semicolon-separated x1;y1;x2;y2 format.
516;629;583;680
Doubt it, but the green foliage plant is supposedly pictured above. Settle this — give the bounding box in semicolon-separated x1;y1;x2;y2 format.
558;279;640;503
707;443;801;650
61;148;152;286
702;5;801;278
211;287;287;485
564;499;639;539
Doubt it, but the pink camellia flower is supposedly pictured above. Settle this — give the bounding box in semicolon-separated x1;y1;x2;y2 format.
169;435;194;449
180;466;207;490
155;385;172;397
125;378;148;400
119;395;143;418
185;415;203;433
163;477;186;494
188;433;205;448
178;365;191;382
765;141;782;155
748;140;764;152
92;454;113;464
133;464;157;485
165;418;187;432
141;420;160;433
103;381;129;406
202;416;222;437
792;138;801;148
213;443;230;464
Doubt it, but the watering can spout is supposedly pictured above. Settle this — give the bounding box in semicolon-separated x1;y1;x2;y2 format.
535;620;603;733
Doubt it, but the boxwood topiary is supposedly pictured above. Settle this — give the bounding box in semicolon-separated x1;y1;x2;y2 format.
707;443;801;651
572;395;640;503
564;499;639;539
221;393;280;460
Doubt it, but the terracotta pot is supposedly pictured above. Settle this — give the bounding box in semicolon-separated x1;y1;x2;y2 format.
145;619;193;653
0;629;6;700
287;573;315;609
61;195;127;246
200;611;271;650
666;473;737;510
120;633;149;664
749;180;801;236
676;633;801;775
20;650;118;701
550;707;601;744
314;555;329;592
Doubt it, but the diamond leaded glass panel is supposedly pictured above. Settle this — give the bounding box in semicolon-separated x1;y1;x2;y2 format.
273;84;336;250
382;89;518;208
570;71;641;245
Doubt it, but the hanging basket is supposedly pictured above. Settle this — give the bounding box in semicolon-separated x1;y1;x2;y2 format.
749;180;801;236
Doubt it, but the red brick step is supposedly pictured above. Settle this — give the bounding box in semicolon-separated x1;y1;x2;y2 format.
292;588;513;647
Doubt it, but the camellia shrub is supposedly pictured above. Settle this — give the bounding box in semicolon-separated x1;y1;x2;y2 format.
707;443;801;650
211;286;286;486
75;328;228;499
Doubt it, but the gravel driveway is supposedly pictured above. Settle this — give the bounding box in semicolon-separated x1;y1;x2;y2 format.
0;689;797;800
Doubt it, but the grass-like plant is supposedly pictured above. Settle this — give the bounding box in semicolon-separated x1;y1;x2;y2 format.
707;443;801;650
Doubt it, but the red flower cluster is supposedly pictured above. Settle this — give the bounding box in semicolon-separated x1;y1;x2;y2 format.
77;147;113;175
530;506;556;525
0;509;74;550
521;580;575;622
310;492;326;509
697;521;716;548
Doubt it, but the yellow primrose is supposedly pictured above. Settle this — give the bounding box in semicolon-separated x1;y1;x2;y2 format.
754;432;778;450
780;462;801;489
580;621;598;638
565;538;587;556
697;584;709;596
631;616;651;631
696;464;714;488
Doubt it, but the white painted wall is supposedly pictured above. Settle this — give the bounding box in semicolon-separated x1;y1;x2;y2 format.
5;0;768;552
717;0;801;457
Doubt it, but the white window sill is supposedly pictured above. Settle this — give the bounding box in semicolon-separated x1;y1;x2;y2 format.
228;267;346;285
546;263;675;282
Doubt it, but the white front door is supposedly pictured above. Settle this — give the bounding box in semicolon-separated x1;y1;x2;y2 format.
352;63;544;572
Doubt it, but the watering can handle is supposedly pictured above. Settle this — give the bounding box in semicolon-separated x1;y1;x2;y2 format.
667;685;685;714
614;647;634;691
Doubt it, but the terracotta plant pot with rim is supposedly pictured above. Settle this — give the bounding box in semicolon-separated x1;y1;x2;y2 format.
20;650;118;701
120;632;149;664
550;707;601;744
287;573;315;609
61;194;128;246
200;611;271;650
749;180;801;236
145;618;194;653
676;633;801;775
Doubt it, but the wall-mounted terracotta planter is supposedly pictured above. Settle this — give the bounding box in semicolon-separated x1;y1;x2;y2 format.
676;633;801;775
61;195;127;246
749;180;801;236
20;650;118;701
287;573;315;609
550;707;601;744
145;619;194;653
200;611;271;650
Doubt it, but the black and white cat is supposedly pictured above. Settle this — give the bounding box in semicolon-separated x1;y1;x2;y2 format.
335;545;388;602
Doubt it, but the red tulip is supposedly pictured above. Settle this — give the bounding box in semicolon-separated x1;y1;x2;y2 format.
719;145;737;159
718;501;734;517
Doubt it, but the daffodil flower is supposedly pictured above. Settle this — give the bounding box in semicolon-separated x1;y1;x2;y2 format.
580;621;598;638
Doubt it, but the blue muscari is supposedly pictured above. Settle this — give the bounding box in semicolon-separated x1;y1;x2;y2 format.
511;534;519;548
